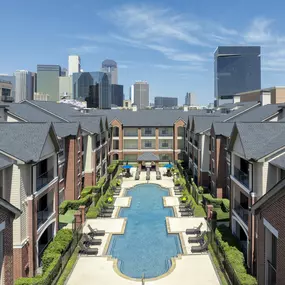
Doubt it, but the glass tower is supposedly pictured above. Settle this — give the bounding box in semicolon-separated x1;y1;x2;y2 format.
214;46;261;106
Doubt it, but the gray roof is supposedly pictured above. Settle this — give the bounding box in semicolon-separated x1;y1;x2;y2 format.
227;104;282;123
234;122;285;160
0;123;53;162
193;116;222;133
212;122;234;137
53;122;80;137
137;153;160;161
7;103;63;122
0;155;14;170
270;154;285;170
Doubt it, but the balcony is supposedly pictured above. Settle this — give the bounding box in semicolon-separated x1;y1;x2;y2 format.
37;202;54;228
124;130;138;137
194;157;198;165
234;199;249;225
95;140;101;148
159;143;172;149
194;140;198;148
267;260;277;285
36;168;54;191
190;137;193;143
234;167;249;188
159;130;173;137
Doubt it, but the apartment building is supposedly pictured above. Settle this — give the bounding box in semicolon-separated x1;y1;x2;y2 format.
0;123;59;278
252;174;285;285
0;156;21;285
228;122;285;271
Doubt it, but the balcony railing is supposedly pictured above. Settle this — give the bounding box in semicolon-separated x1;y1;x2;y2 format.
36;169;54;191
160;144;172;149
142;144;154;149
124;132;138;137
190;138;193;143
141;132;155;137
234;199;249;225
267;260;277;285
234;167;249;188
124;145;138;149
37;203;54;227
95;141;101;148
159;132;173;137
194;157;198;165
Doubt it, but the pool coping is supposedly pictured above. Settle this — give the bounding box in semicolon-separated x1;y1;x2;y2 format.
103;182;187;282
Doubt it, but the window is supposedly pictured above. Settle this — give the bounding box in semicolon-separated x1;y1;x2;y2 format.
59;165;65;181
145;128;152;135
212;159;215;173
161;140;169;148
77;137;81;153
281;169;285;179
144;140;152;148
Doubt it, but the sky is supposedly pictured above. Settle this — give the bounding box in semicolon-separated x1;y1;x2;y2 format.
1;0;285;105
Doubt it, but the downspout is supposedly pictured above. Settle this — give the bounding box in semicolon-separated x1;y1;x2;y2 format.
31;165;36;276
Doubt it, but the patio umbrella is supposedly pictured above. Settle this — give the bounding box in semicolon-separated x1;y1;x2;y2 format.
164;163;173;169
122;165;133;169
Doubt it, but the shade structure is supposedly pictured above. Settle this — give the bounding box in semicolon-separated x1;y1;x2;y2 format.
122;165;133;169
164;163;173;169
137;153;160;162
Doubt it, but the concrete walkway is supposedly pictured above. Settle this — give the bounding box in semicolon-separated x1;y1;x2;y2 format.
67;169;220;285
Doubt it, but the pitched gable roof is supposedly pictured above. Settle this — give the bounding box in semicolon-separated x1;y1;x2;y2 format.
53;122;81;138
229;122;285;161
212;122;234;137
0;123;59;163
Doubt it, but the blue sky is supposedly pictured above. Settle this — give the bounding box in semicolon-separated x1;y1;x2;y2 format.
1;0;285;105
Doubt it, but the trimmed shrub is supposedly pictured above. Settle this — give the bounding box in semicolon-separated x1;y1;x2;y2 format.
59;194;93;215
80;186;95;198
93;177;106;193
59;200;70;215
202;193;223;207
107;161;119;174
222;199;230;212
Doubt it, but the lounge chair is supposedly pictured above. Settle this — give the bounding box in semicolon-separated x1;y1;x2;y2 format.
179;207;194;213
82;233;102;246
179;201;193;210
174;186;183;190
181;211;194;217
191;241;208;253
101;208;114;213
79;241;98;255
135;171;140;180
88;224;105;237
98;212;112;218
103;205;115;210
186;222;203;235
188;231;206;243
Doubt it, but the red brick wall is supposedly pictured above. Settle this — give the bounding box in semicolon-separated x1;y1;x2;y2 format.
0;208;15;285
256;193;285;285
13;244;29;280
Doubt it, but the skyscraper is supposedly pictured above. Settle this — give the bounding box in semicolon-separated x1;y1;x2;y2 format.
185;92;195;106
101;59;118;85
214;46;261;106
154;97;178;108
132;81;149;109
73;72;111;108
37;65;61;101
0;75;15;98
15;70;33;102
68;55;81;76
111;84;124;107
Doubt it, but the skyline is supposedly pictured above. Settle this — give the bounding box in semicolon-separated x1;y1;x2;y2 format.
2;1;285;105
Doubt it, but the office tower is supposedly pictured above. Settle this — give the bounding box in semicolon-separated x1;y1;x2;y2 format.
61;68;68;77
68;55;81;76
59;76;72;99
129;85;134;104
0;75;15;98
101;59;118;85
37;65;61;101
0;80;13;102
214;46;261;106
31;72;37;99
185;92;195;106
111;84;124;107
154;97;178;108
15;70;33;102
73;72;111;108
132;81;149;109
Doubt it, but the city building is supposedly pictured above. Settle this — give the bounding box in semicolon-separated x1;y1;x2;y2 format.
237;86;285;105
31;72;37;98
154;97;178;108
111;84;124;107
33;92;49;101
0;80;13;102
123;99;131;109
15;70;33;102
101;59;118;85
214;46;261;106
132;81;149;109
59;76;72;99
129;85;134;104
185;92;195;106
68;55;81;76
74;72;111;108
0;75;15;99
37;65;61;102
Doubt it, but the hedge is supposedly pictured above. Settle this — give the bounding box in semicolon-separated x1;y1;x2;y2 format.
215;225;257;285
80;186;95;198
15;229;73;285
59;194;93;215
107;160;119;174
92;177;106;192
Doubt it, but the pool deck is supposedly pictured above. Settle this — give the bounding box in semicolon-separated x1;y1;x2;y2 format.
67;168;221;285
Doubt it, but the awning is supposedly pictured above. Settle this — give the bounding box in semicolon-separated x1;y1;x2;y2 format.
137;153;160;162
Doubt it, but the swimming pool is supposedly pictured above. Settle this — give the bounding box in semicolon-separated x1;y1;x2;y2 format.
107;183;182;279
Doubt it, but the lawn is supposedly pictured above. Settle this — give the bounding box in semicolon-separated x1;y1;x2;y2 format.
59;209;76;224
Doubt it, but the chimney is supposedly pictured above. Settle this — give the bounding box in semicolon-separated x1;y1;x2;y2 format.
132;105;138;112
233;95;240;103
183;105;188;112
260;91;271;106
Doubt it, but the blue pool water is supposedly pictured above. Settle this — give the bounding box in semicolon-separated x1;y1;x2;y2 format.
107;183;182;279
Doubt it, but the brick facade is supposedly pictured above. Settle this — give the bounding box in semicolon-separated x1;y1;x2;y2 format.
255;191;285;285
0;208;15;285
